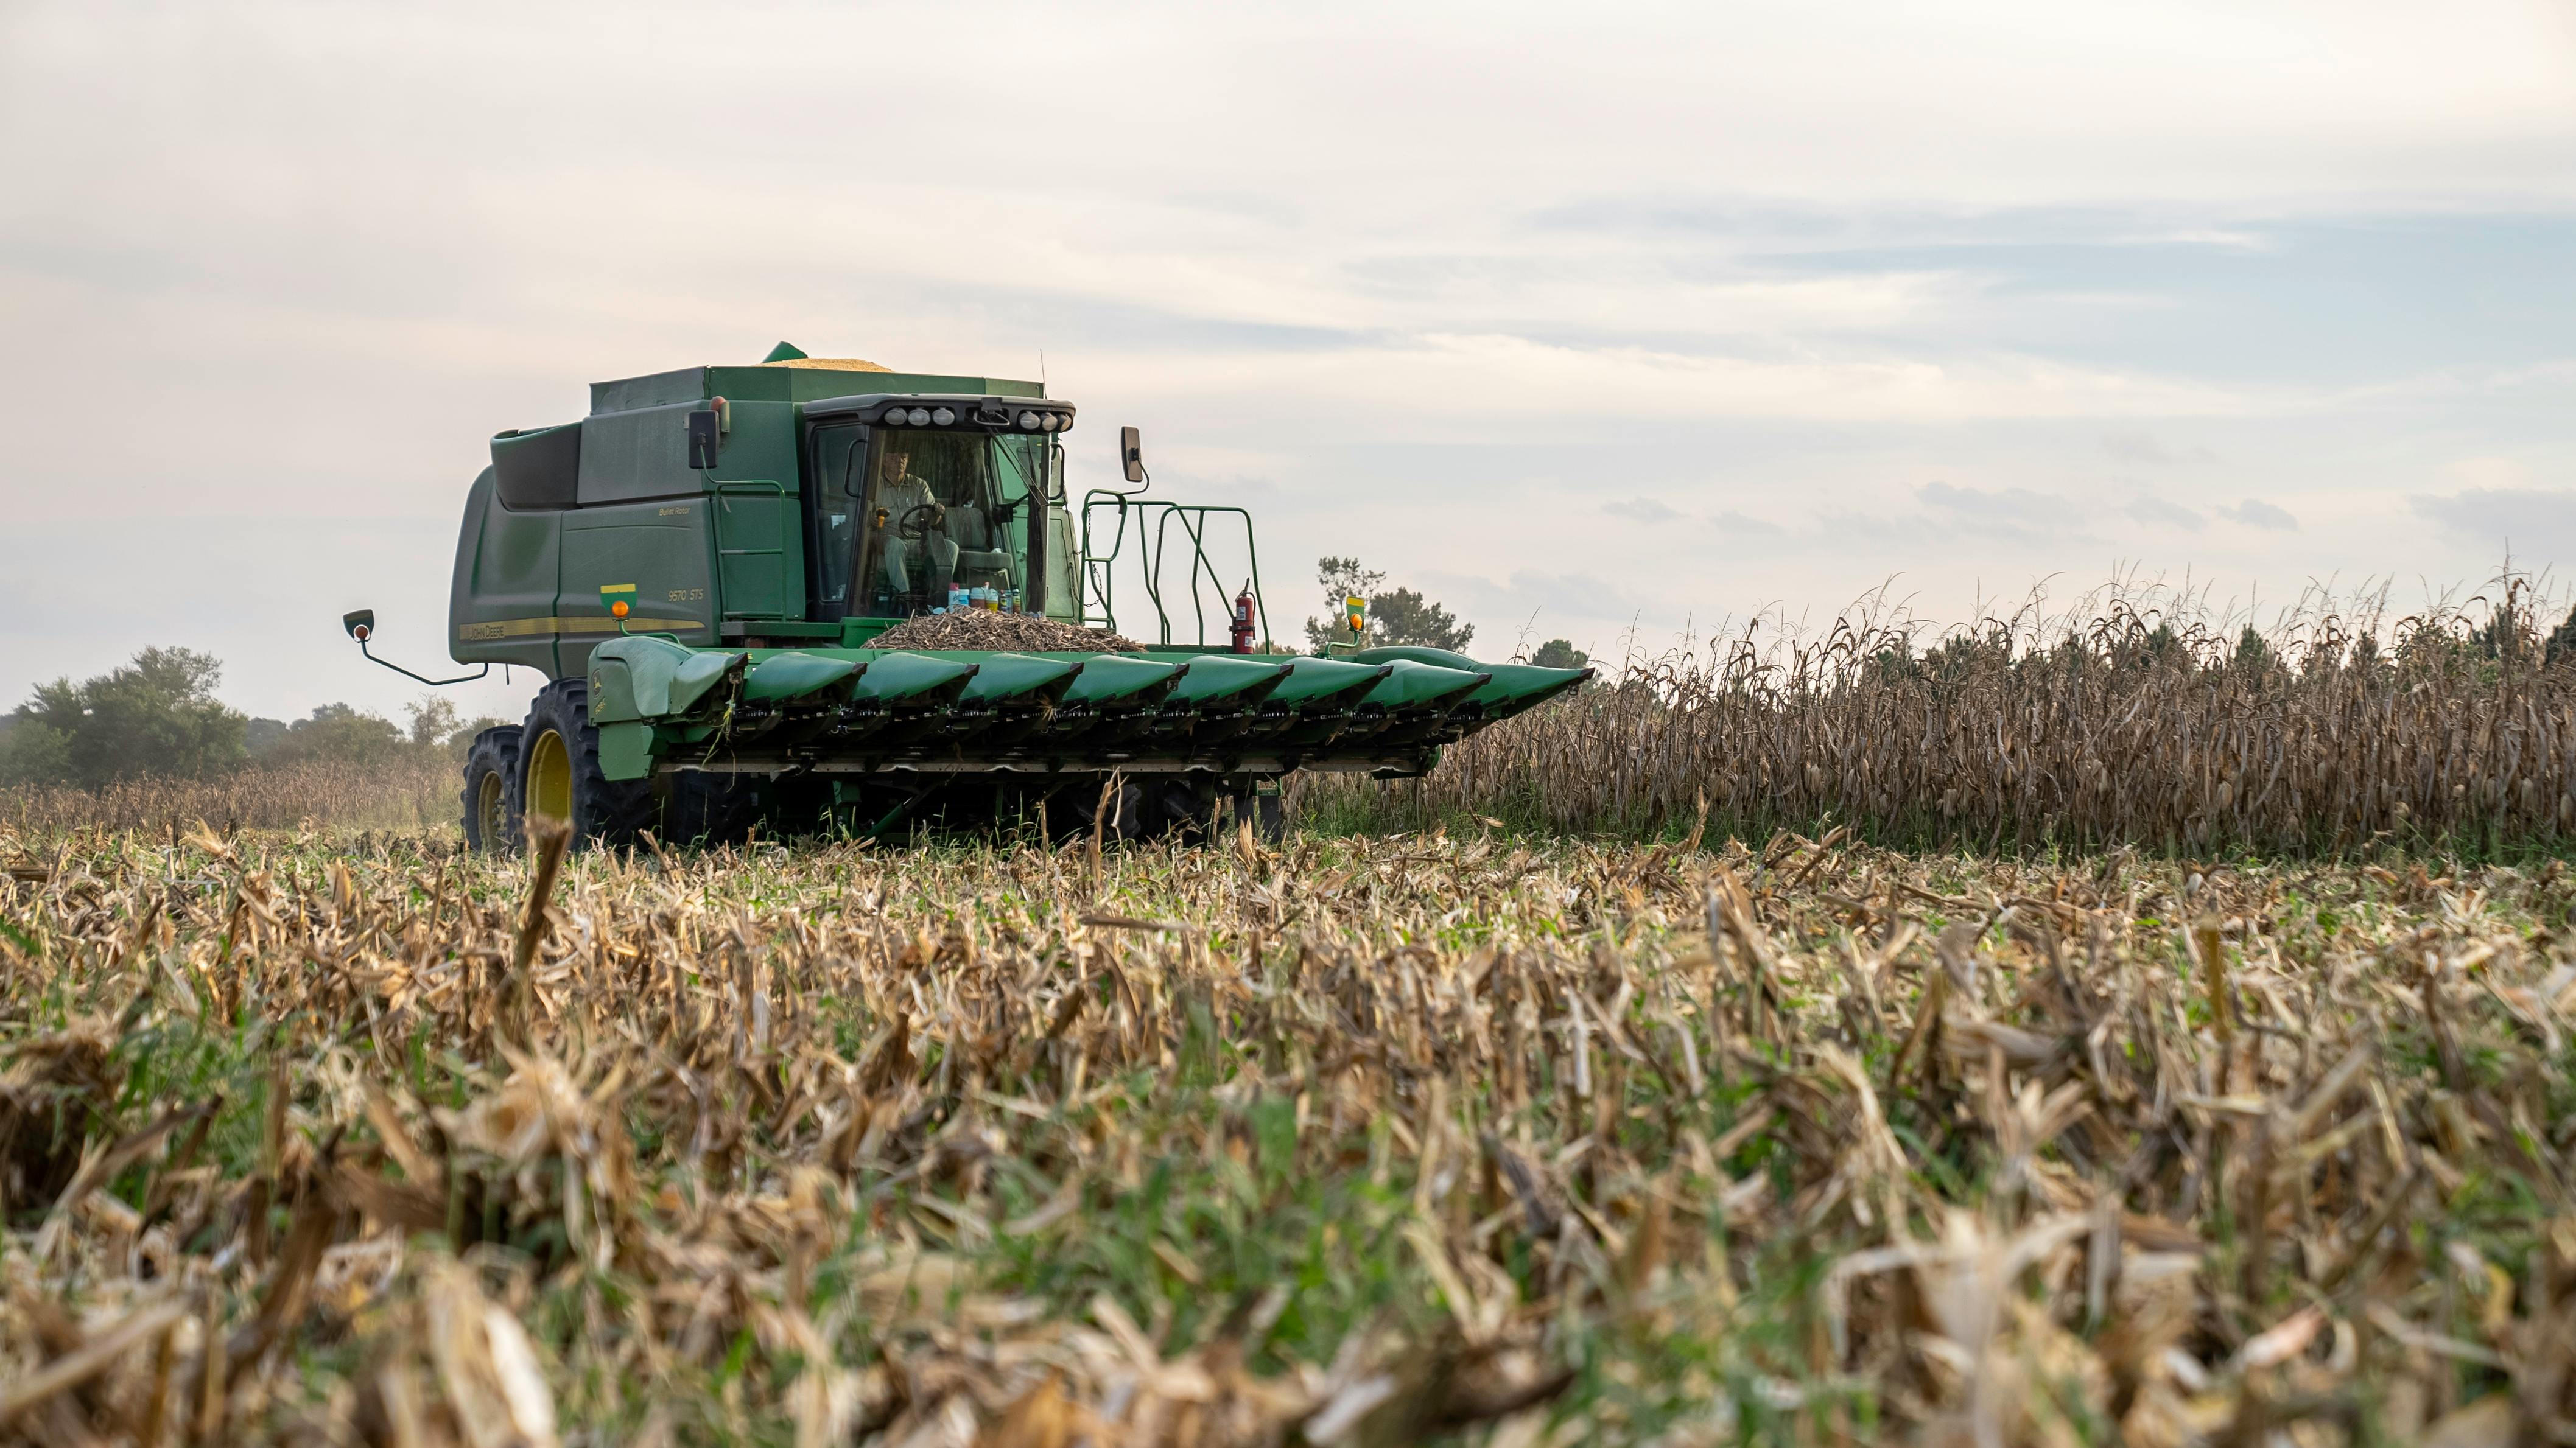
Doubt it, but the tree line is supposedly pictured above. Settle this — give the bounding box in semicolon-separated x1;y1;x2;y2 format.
0;647;504;789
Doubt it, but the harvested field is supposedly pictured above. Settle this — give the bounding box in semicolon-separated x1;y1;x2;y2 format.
2;822;2569;1445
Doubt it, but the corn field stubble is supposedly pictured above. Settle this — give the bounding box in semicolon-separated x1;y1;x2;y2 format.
1;758;458;836
4;819;2575;1446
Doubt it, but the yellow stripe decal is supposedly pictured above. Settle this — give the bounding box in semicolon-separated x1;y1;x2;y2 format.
458;617;701;641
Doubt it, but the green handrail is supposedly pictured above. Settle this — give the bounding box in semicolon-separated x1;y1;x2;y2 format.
1079;492;1272;647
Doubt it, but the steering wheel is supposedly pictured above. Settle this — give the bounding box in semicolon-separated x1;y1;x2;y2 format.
894;501;947;541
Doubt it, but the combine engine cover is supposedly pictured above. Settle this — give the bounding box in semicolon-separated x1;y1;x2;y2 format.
429;348;1590;846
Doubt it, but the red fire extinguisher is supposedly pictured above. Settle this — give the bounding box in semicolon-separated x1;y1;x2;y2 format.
1230;588;1257;654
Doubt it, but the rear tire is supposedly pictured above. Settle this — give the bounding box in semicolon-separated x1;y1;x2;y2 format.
461;726;523;854
513;679;654;851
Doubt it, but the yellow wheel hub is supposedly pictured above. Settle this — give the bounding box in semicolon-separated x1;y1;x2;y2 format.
525;728;572;827
476;768;508;844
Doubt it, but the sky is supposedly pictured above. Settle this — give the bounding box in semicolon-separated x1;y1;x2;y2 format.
2;0;2572;724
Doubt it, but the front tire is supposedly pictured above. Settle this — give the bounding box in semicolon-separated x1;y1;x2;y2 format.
661;771;759;848
1232;780;1286;844
514;679;654;851
461;726;523;854
1055;775;1154;844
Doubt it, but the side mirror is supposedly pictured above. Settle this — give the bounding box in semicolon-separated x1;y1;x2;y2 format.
1119;425;1145;484
338;608;491;687
686;408;721;469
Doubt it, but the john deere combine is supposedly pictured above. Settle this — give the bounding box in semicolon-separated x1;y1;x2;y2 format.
346;345;1589;850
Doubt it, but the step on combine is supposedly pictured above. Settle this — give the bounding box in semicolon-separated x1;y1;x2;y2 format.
345;345;1590;848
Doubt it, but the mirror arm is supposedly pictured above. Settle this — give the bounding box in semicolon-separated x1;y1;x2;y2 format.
354;638;492;688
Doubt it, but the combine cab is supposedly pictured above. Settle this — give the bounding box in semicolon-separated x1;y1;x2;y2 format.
352;346;1589;848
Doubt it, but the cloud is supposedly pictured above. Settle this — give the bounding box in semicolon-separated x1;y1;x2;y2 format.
1710;510;1785;536
2124;497;2205;530
2225;499;2299;530
1603;496;1682;523
2410;488;2576;558
1484;570;1650;622
2102;429;2217;467
1918;481;2085;527
1803;481;2096;548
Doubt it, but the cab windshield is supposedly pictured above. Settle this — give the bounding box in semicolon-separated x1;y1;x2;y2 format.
801;429;1044;618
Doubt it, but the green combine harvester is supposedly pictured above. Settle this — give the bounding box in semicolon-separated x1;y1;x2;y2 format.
344;345;1590;850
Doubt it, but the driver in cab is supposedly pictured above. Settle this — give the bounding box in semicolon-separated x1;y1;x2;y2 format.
871;442;958;600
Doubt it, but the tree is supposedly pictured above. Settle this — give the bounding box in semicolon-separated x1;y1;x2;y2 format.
1919;628;2013;680
1367;588;1473;651
0;716;71;786
245;716;290;755
1302;556;1475;652
442;716;513;760
405;696;460;748
1529;638;1588;670
1304;557;1384;650
2549;606;2576;667
5;647;246;788
258;704;408;767
245;694;500;766
2232;625;2275;675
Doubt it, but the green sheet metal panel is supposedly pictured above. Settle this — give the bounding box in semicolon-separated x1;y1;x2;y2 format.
448;469;563;675
1350;646;1592;713
959;653;1082;704
1271;657;1391;705
589;637;744;721
741;651;861;704
714;400;798;487
576;400;704;505
1061;656;1182;705
558;503;717;679
597;721;655;780
852;652;978;703
1363;659;1489;709
1165;656;1293;704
